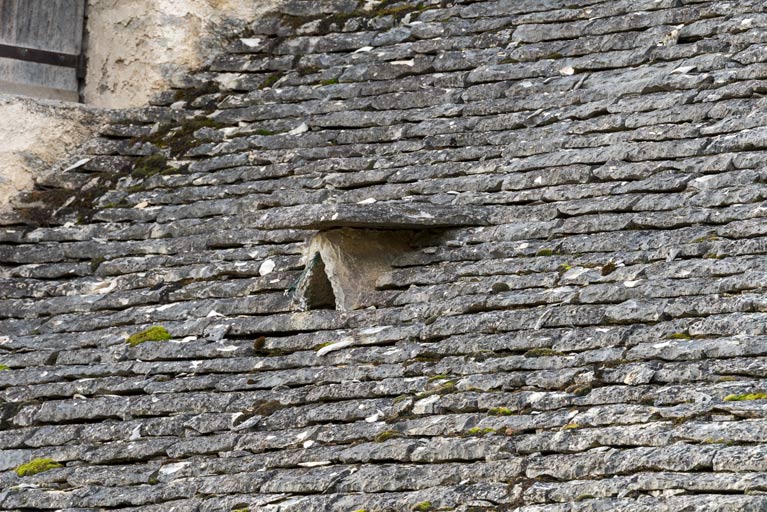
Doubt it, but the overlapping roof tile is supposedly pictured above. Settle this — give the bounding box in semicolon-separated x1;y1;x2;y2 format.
4;0;767;510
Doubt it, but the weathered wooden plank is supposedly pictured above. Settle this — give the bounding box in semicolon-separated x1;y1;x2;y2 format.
0;0;84;54
0;57;78;91
0;0;84;101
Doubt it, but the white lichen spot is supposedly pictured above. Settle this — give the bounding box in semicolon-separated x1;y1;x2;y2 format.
354;46;373;53
288;123;309;135
298;461;331;468
259;259;276;276
357;198;377;205
671;65;696;74
160;462;189;475
391;59;415;67
241;38;262;47
64;158;92;172
89;280;117;295
316;338;355;357
360;326;388;336
365;409;384;423
413;395;440;415
559;65;575;76
563;268;588;280
407;211;434;220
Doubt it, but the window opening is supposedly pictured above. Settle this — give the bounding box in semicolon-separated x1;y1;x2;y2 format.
290;228;418;312
295;252;337;310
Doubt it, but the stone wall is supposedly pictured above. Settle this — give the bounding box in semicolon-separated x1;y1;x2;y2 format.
83;0;283;108
0;95;104;213
0;0;282;211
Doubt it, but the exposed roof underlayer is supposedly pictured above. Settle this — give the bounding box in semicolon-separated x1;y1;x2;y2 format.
3;0;767;510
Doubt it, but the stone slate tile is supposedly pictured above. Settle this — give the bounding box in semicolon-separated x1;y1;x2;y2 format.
7;0;767;510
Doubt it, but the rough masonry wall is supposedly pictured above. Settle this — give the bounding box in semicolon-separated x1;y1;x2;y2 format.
0;95;104;213
0;0;282;212
5;0;767;511
83;0;283;108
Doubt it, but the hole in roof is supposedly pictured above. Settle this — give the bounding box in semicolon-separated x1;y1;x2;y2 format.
290;228;424;312
295;252;337;310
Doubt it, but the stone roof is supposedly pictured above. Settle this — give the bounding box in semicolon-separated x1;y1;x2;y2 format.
3;0;767;510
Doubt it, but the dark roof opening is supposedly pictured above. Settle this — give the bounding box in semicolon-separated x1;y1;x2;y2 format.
295;252;337;311
290;228;425;312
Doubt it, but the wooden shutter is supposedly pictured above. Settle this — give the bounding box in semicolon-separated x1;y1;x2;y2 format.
0;0;85;102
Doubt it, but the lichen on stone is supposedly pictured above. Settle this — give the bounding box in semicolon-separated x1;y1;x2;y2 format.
126;326;171;347
15;458;62;477
601;261;617;275
375;430;402;443
667;332;692;340
524;348;563;358
465;427;495;437
131;154;169;179
723;393;767;401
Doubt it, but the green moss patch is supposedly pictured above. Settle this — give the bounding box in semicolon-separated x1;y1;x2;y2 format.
489;407;512;416
465;427;496;437
569;385;592;397
601;261;617;276
0;364;9;371
416;380;456;398
16;170;130;227
131;154;169;179
667;332;692;340
260;73;284;89
126;326;171;347
137;116;226;160
724;393;767;401
15;458;62;477
172;81;221;107
375;430;402;443
412;502;433;512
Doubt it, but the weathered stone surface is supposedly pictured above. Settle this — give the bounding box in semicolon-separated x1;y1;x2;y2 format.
5;0;767;510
